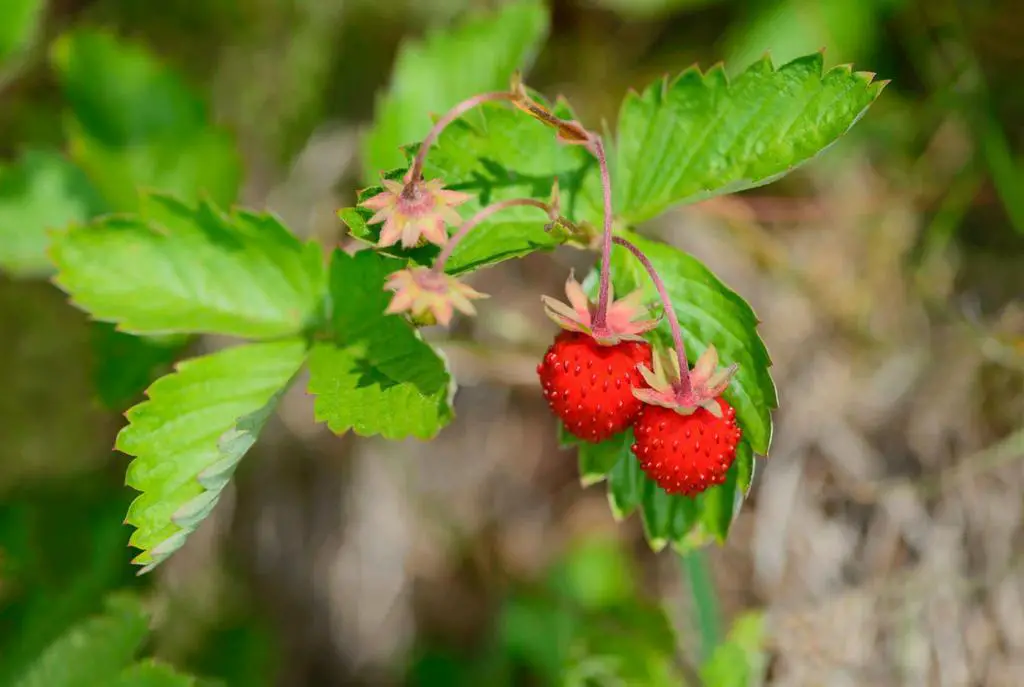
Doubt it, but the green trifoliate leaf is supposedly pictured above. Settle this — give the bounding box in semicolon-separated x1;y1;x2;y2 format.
0;149;104;277
118;339;306;572
342;99;601;275
615;52;885;223
597;230;777;455
0;0;44;65
51;194;326;338
13;594;149;687
362;0;549;179
573;429;755;552
700;612;768;687
308;250;455;440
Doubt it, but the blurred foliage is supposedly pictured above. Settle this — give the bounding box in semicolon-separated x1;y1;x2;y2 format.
0;0;1021;684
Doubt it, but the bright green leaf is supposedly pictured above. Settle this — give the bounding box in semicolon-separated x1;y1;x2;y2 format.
343;99;600;275
362;0;549;179
308;250;455;440
13;594;149;687
0;150;104;277
117;339;306;572
0;0;44;65
615;52;885;223
51;194;326;338
69;125;241;213
598;230;777;455
50;30;207;147
114;661;197;687
700;612;767;687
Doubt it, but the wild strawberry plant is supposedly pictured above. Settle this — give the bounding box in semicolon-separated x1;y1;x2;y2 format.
42;0;884;573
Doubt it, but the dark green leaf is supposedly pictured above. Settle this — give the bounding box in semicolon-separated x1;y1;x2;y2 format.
50;30;208;147
308;250;455;440
51;194;326;338
90;323;189;409
13;595;149;687
118;339;307;572
362;0;549;178
598;230;776;455
615;52;885;223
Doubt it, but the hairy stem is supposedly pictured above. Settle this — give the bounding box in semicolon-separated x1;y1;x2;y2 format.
433;198;552;275
591;138;614;329
611;235;692;395
406;92;515;184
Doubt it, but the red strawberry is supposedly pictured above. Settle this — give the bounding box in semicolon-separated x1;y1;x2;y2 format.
538;331;652;442
537;273;660;443
632;398;741;496
629;344;743;496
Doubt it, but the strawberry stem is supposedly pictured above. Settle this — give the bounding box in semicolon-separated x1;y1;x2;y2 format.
611;235;692;396
406;91;515;185
432;198;554;275
590;137;614;330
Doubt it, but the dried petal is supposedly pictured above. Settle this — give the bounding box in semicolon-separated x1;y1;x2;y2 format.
359;177;471;249
384;267;487;327
540;271;658;346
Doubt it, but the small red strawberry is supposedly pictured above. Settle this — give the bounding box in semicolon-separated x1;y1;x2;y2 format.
537;273;659;443
630;345;742;496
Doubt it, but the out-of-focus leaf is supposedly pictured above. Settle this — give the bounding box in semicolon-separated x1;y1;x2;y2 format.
700;612;767;687
51;195;326;339
51;29;242;211
12;594;149;687
725;0;887;70
118;339;307;572
594;0;722;18
0;150;104;278
362;0;549;178
69;126;241;212
0;0;44;65
113;661;197;687
50;30;207;148
90;323;189;409
308;250;455;440
614;53;885;223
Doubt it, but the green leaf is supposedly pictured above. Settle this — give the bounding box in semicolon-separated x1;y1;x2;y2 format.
574;430;755;551
0;0;44;65
308;250;454;440
614;52;885;223
0;150;104;277
69;125;241;213
118;339;306;572
13;594;149;687
50;30;207;147
700;612;767;687
114;661;197;687
362;0;549;179
51;194;326;338
51;30;241;211
598;231;776;455
342;99;600;275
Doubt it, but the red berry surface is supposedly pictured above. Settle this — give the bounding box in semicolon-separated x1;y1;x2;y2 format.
631;397;742;496
537;331;652;443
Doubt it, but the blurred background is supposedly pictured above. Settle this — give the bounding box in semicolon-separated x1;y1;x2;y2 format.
1;0;1023;685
